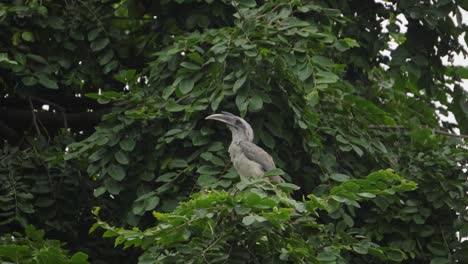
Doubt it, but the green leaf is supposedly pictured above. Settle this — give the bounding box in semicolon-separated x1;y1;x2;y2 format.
242;215;256;226
91;38;110;52
144;196;160;211
238;0;256;8
18;203;34;213
352;145;364;157
187;52;204;65
343;213;354;227
249;95;263;112
70;252;89;264
446;66;468;79
353;243;369;254
336;134;349;144
277;183;300;191
178;78;195;94
108;164;126;181
38;75;59;89
103;230;118;238
27;54;48;64
47;16;65;29
358;192;376;198
330;173;350;182
311;55;334;67
264;168;285;177
0;53;18;65
21;32;34;42
99;49;114;66
103;60;118;74
316;71;339;83
156;172;176;182
93;187;106;197
0;245;30;261
169;159;188;168
22;76;37;86
386;249;405;262
163;85;177;99
119;137;136;151
298;64;313;81
316;252;336;261
115;150;129;165
104;179;122;194
197;174;217;186
166;102;185;112
233;75;247;92
181;62;201;70
197;165;220;175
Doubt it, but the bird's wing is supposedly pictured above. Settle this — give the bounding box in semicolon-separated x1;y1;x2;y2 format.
239;141;284;183
239;141;275;171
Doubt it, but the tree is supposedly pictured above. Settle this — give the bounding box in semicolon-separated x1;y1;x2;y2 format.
0;0;467;263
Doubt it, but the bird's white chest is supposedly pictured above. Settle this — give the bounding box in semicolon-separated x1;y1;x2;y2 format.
228;143;264;179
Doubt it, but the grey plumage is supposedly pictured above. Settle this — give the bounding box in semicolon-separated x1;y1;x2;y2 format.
205;112;284;183
239;141;275;172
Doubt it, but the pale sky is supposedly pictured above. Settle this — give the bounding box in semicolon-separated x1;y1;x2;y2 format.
375;0;467;131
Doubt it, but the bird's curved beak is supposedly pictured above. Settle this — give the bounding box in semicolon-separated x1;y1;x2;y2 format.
205;113;236;126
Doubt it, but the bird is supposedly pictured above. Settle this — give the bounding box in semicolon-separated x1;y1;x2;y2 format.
205;112;284;184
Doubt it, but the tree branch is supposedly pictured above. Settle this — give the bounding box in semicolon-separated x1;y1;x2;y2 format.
28;97;42;136
31;96;68;129
368;125;468;139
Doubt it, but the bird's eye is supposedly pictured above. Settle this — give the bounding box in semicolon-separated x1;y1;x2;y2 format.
235;120;243;126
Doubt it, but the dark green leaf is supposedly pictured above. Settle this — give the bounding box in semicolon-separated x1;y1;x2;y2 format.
233;75;247;92
108;164;126;181
178;78;195;94
181;62;201;70
22;76;37;86
238;0;256;8
91;38;110;52
38;75;59;89
330;173;350;182
298;64;313;81
120;138;136;151
187;52;204;65
115;150;129;165
93;187;106;197
197;174;217;186
264;168;285;177
277;183;300;191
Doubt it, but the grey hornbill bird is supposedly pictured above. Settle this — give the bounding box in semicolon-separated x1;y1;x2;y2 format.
206;112;284;184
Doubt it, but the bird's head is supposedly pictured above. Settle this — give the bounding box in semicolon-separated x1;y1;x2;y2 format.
205;111;254;142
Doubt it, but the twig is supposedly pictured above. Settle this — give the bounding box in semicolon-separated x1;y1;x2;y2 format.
201;235;224;260
36;117;51;142
111;16;156;21
31;96;68;129
368;125;467;139
439;224;453;261
28;97;42;136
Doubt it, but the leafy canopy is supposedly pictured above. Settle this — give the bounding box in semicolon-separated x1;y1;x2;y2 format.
0;0;467;263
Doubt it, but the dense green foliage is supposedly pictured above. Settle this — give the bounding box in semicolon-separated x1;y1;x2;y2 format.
0;0;467;263
0;225;89;264
92;169;417;263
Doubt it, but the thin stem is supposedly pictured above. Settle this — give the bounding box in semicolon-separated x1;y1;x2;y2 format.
368;125;467;139
28;97;42;136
